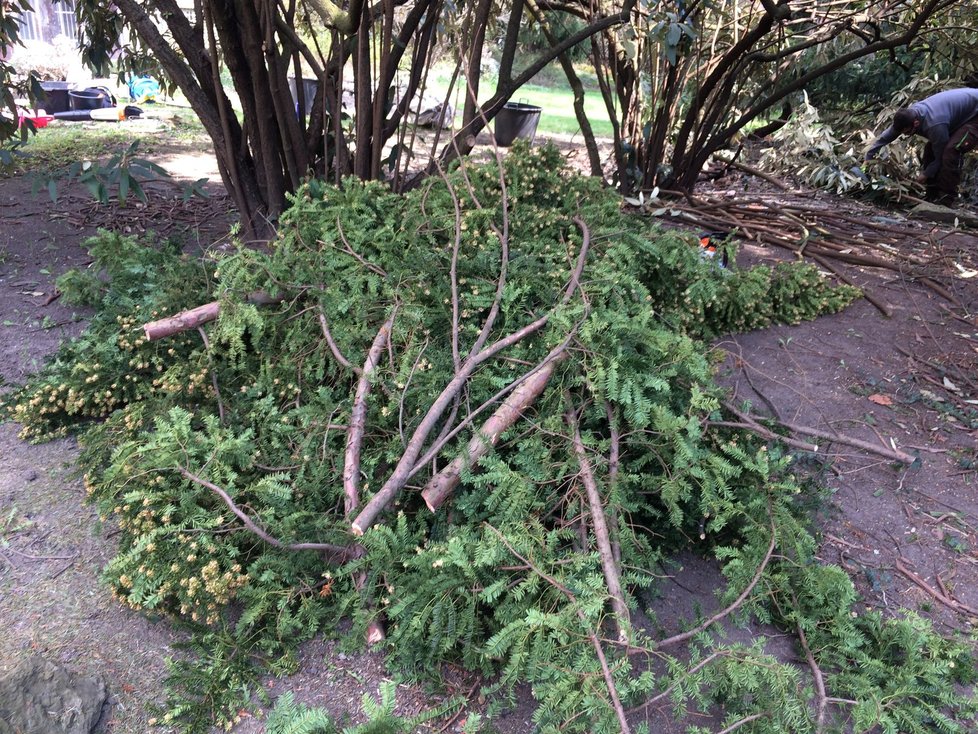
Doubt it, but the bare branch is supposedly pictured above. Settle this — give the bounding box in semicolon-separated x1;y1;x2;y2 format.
351;218;593;535
721;401;917;465
177;466;355;557
564;393;630;640
345;310;397;517
317;309;354;370
654;514;776;650
796;616;828;733
717;713;769;734
422;356;562;511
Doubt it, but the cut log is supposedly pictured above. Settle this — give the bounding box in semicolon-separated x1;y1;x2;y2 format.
142;291;282;341
421;358;560;512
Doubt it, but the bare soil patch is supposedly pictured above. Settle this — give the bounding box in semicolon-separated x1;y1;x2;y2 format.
0;132;976;732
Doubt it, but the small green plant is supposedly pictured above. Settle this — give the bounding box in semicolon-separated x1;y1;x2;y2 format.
1;504;33;542
265;692;336;734
264;682;436;734
153;623;273;733
34;140;182;204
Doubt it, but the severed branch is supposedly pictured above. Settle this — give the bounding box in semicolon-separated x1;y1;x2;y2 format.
410;333;580;482
894;557;978;617
564;393;630;641
351;313;554;535
720;401;917;465
344;311;396;518
350;217;593;536
143;291;283;341
422;356;562;511
177;466;355;558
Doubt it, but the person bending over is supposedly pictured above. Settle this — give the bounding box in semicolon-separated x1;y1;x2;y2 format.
865;87;978;205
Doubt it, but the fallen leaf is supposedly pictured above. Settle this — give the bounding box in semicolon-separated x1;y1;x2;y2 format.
952;262;978;279
868;393;893;406
942;376;961;392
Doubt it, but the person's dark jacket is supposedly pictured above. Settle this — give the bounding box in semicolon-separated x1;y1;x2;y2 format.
865;88;978;177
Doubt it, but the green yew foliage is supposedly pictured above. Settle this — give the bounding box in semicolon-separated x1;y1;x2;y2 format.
7;144;975;733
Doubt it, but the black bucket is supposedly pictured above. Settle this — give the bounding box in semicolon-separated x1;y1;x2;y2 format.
288;77;320;117
39;81;72;114
493;102;542;146
69;89;110;111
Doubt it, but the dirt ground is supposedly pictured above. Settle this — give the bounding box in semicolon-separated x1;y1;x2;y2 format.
1;123;977;733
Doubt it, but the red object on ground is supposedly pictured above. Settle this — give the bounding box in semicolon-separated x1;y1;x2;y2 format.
18;112;55;129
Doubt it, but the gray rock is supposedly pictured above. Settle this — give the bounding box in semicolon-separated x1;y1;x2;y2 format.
0;656;107;734
908;202;978;227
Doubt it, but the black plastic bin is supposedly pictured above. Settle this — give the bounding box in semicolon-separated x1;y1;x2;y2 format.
493;102;542;146
288;77;320;117
39;81;72;114
69;89;110;111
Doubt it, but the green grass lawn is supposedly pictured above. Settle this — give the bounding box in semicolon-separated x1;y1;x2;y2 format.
429;64;616;139
1;106;210;177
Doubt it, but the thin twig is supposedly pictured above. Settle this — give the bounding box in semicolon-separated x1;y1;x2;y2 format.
726;159;790;190
177;466;355;557
716;712;769;734
654;514;776;651
331;218;388;277
708;420;819;453
604;400;622;566
626;651;726;714
721;401;916;464
197;327;226;424
1;547;77;561
317;309;354;370
894;557;978;617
